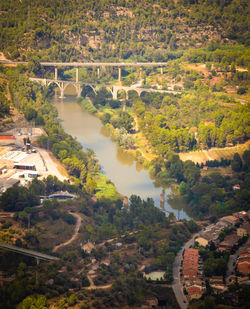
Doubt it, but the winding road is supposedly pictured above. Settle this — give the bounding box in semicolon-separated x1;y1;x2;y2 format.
53;212;82;252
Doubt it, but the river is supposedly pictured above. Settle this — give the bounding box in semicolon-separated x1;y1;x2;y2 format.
54;90;189;220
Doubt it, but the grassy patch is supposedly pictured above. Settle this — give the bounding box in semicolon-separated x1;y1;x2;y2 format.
95;173;121;201
78;98;98;114
37;219;74;250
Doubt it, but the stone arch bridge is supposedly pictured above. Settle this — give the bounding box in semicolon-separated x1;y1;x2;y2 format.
29;77;181;99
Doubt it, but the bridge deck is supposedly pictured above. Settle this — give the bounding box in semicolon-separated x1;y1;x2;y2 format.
1;60;168;68
0;243;59;261
29;78;182;95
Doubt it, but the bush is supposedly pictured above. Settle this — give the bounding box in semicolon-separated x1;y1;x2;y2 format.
237;87;247;95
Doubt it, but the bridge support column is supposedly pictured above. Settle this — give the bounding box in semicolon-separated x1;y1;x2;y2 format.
113;88;118;100
36;258;40;285
76;84;81;98
55;67;58;80
139;67;142;79
59;86;65;99
118;67;121;82
97;67;100;78
76;67;79;83
160;66;163;75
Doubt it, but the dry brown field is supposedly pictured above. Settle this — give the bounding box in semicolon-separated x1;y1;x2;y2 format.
179;141;250;164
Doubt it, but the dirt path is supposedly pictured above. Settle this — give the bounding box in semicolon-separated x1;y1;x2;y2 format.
53;212;82;252
85;273;112;290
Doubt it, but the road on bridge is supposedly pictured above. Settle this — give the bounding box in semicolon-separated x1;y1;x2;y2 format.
0;243;59;261
0;60;168;68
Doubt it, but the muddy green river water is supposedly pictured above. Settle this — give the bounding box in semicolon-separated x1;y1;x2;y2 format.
54;91;189;220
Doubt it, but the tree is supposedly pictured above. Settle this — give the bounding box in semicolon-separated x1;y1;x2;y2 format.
231;153;242;172
85;173;97;195
0;94;10;118
111;111;134;132
204;258;227;277
0;184;39;212
17;295;48;309
183;161;200;186
27;57;43;76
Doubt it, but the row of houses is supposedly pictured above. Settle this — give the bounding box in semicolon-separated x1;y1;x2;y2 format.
182;248;204;300
237;247;250;275
186;211;250;300
196;212;249;249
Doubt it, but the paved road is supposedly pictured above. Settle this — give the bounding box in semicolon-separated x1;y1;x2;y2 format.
53;212;82;252
1;60;168;67
172;234;198;309
0;243;59;261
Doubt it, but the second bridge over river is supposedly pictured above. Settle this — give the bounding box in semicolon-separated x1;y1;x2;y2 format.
29;77;182;99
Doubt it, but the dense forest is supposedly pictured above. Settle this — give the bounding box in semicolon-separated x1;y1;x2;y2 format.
0;0;249;308
0;0;249;62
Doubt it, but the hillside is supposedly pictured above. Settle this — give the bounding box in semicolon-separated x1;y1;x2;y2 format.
0;0;249;62
0;1;250;308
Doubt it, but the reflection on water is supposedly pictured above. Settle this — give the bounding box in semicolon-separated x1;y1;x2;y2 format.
116;147;134;166
135;161;144;172
99;126;110;138
53;91;190;219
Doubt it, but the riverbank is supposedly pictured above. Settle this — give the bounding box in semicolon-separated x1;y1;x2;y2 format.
55;96;189;219
78;96;154;168
78;96;250;170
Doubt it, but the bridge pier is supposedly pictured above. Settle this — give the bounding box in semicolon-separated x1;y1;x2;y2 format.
113;87;118;100
55;67;58;80
76;67;79;83
118;67;121;82
139;67;142;79
160;66;163;75
59;87;65;99
36;258;40;285
76;84;81;98
97;67;100;78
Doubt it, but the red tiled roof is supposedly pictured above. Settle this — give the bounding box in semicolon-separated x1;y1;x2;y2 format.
238;261;250;274
239;251;250;259
187;285;202;295
238;257;250;263
183;249;199;278
184;248;199;255
0;136;14;140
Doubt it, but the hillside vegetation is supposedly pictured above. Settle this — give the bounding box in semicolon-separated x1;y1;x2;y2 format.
0;0;249;61
0;1;250;309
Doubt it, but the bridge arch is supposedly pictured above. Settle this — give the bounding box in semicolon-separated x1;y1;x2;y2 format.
137;90;149;98
63;82;81;97
117;88;127;100
127;89;139;100
105;86;114;98
47;80;62;90
81;84;97;97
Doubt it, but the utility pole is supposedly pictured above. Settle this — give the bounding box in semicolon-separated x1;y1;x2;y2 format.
36;258;39;285
28;213;31;229
27;5;31;32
